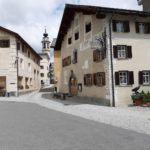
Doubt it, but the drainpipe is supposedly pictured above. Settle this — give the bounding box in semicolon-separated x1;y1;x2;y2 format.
16;42;19;97
108;15;115;107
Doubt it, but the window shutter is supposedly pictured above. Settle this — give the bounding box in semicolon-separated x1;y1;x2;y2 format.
147;23;150;33
93;50;97;62
112;20;117;32
127;46;132;58
128;71;134;85
115;72;119;85
93;73;97;85
113;46;118;58
135;22;139;33
139;71;143;84
84;75;86;85
102;72;106;86
124;21;130;32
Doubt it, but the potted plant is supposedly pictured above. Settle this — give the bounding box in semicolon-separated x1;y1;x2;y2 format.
131;92;143;106
142;91;150;107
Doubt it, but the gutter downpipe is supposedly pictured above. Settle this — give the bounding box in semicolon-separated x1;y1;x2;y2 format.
108;14;115;107
16;43;19;97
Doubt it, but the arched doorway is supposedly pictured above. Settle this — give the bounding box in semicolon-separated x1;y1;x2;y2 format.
69;71;78;96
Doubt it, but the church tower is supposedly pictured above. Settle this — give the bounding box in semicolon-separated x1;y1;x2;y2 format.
41;28;50;54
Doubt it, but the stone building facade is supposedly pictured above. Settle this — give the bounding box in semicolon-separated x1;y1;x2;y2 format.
0;26;41;96
55;4;150;106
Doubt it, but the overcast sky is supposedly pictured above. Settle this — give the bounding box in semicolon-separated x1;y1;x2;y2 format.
0;0;142;53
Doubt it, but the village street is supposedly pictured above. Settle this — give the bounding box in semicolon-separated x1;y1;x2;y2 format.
0;90;150;150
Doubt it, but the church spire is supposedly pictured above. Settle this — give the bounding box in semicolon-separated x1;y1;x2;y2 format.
41;27;50;54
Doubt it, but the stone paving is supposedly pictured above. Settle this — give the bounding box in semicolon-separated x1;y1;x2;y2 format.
0;91;150;136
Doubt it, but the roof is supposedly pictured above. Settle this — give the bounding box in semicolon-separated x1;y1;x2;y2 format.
55;4;150;50
50;38;56;48
0;26;42;60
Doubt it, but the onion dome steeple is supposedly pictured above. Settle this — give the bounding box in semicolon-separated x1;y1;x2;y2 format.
41;27;50;54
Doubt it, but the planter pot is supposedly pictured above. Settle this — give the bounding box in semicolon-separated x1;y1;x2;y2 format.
133;99;143;106
143;102;150;107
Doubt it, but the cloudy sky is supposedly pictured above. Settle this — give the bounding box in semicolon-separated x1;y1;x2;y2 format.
0;0;142;54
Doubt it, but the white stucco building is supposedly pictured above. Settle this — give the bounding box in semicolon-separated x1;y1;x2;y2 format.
0;26;41;96
39;29;51;87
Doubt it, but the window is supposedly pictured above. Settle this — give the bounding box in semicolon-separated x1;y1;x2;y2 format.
68;37;72;45
72;50;77;64
40;73;44;77
93;49;105;62
28;63;31;72
0;40;10;48
115;71;134;86
85;22;91;33
112;20;130;32
113;45;132;59
84;74;93;86
40;66;44;69
28;51;30;58
74;31;79;40
93;72;105;86
17;42;20;50
135;22;150;33
139;71;150;85
62;56;71;67
22;45;25;53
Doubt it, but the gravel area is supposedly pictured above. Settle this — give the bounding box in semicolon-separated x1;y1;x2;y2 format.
0;91;150;135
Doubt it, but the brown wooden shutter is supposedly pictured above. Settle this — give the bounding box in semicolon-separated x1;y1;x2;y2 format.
112;20;117;32
124;21;130;32
113;46;118;58
127;46;132;58
139;71;143;84
90;74;93;86
102;72;106;86
115;72;119;85
128;71;134;85
147;23;150;33
135;22;139;33
93;73;97;85
84;75;86;85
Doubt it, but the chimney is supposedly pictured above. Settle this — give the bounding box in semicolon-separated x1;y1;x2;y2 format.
137;0;150;12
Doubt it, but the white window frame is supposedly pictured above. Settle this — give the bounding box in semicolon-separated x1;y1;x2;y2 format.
139;23;145;33
119;71;128;85
143;71;150;84
116;21;124;32
117;46;126;59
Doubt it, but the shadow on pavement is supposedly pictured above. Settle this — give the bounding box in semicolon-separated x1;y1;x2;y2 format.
41;92;104;106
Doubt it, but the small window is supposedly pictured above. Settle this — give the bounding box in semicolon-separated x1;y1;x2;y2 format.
93;72;105;86
74;32;79;40
139;71;150;85
84;74;93;86
0;40;10;48
113;45;132;59
115;71;134;86
85;22;91;33
135;22;150;33
41;73;44;77
68;37;72;45
113;20;130;33
72;50;78;64
40;66;44;69
22;45;25;53
93;49;104;62
17;42;20;50
62;56;71;67
28;51;30;58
